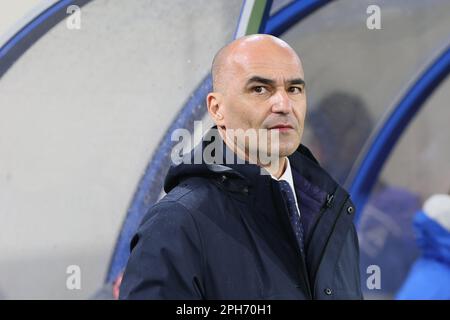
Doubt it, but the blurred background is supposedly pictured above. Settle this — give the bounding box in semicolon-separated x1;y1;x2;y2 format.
0;0;449;299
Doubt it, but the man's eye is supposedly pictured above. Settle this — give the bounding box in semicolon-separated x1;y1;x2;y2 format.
289;86;303;94
252;86;268;94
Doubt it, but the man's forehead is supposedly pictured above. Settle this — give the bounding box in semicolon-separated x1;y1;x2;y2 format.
232;59;304;81
244;73;305;84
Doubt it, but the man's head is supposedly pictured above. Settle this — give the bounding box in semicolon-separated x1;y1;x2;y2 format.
206;34;306;167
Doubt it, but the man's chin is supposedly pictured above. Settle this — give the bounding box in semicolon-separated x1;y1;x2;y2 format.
279;142;300;157
255;145;298;158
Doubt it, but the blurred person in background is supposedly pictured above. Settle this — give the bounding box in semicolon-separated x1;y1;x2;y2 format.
396;190;450;300
308;92;421;298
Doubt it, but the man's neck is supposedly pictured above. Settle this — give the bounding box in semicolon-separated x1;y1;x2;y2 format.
264;157;287;179
219;127;287;179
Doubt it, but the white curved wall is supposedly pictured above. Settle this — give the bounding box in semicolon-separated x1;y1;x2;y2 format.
0;1;59;48
0;0;241;299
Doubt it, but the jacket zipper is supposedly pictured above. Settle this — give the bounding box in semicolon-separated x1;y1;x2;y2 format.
306;192;335;252
300;250;313;299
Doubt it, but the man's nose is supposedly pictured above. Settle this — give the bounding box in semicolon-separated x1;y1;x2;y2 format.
271;89;292;114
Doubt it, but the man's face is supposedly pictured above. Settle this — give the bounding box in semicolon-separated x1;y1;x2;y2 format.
217;40;306;159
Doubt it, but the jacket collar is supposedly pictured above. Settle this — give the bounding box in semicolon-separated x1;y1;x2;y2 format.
164;125;340;198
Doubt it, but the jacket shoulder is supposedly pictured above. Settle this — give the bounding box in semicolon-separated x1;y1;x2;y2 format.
130;200;198;250
160;176;225;212
121;199;206;299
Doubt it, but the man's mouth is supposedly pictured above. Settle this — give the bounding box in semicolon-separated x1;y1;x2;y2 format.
268;124;294;131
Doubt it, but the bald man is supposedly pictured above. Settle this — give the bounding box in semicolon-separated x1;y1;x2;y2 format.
120;35;363;300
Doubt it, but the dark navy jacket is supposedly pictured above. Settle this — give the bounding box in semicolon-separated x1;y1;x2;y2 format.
120;131;363;300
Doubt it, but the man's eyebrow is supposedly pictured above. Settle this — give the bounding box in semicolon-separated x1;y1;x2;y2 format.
288;78;305;86
246;76;276;86
246;76;306;87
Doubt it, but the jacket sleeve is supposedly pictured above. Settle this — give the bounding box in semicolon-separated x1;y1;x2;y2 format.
119;201;205;300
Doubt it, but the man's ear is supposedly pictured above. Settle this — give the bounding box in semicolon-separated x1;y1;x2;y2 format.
206;92;225;128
